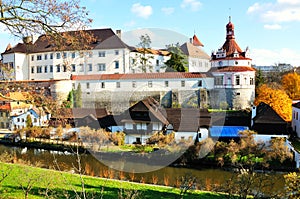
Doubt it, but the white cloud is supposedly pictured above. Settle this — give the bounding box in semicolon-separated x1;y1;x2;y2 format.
131;3;153;19
247;0;300;23
264;24;282;29
161;7;175;15
181;0;202;12
252;48;300;66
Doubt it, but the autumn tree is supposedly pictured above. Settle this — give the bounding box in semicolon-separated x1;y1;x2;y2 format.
165;45;187;72
281;72;300;100
254;84;292;121
0;0;93;50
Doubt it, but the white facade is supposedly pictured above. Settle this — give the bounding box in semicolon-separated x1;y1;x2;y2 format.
1;53;28;80
211;59;252;68
129;51;170;73
71;74;215;93
292;104;300;137
188;57;211;73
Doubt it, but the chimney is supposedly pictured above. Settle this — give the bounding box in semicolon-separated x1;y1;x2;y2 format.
116;30;121;38
23;36;33;44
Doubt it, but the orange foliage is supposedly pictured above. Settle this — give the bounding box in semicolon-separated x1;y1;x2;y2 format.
254;84;292;122
281;72;300;100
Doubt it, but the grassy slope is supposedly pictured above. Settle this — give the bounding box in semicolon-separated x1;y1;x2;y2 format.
0;162;226;199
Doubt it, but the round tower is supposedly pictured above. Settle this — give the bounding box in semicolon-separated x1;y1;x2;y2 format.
210;17;255;110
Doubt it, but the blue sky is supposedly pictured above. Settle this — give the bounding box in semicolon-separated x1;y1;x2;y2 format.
1;0;300;66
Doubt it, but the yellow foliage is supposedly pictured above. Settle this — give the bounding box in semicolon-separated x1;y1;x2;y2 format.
254;84;292;122
281;72;300;100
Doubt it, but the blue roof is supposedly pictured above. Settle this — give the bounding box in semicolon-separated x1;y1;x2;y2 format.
209;126;249;137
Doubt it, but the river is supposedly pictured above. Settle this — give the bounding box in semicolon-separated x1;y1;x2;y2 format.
0;144;286;196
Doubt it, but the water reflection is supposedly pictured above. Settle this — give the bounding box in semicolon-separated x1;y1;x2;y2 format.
0;144;286;194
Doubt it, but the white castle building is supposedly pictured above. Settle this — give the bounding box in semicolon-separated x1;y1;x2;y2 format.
0;19;254;111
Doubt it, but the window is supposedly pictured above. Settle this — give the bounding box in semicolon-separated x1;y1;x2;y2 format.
86;83;90;89
137;123;147;130
56;65;60;72
165;81;169;87
44;66;48;73
132;81;136;88
116;82;120;88
71;64;76;72
50;65;53;73
37;55;42;60
215;76;223;85
79;64;84;72
250;77;254;85
44;54;48;60
115;50;119;55
198;80;202;87
31;55;34;61
88;52;93;58
98;63;106;71
181;80;185;87
63;52;67;58
56;53;61;59
98;51;106;57
125;123;133;130
88;64;93;71
148;81;153;88
115;61;119;69
101;82;105;88
235;75;240;85
31;66;35;73
37;66;42;73
156;60;159;66
17;118;20;122
71;52;76;58
63;65;67;72
50;53;53;59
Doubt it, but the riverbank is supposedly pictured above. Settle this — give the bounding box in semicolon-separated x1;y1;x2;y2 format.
0;162;228;199
0;138;298;172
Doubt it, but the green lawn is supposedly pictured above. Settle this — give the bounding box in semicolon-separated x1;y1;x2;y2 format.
0;162;227;199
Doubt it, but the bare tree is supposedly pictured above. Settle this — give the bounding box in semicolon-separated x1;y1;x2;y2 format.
0;0;93;47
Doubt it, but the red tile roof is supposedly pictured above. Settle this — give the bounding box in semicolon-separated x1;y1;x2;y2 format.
192;34;204;47
212;66;256;72
71;72;210;81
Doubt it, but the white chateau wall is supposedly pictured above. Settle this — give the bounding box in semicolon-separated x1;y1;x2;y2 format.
211;59;252;67
2;53;28;80
129;52;170;73
292;107;300;137
188;57;211;72
72;77;215;93
28;48;131;80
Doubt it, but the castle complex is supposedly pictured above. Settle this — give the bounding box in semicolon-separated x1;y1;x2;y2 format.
1;18;255;112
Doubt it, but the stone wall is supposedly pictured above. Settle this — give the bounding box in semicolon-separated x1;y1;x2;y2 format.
209;88;255;110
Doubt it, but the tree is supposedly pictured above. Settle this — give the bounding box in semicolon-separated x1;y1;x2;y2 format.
26;114;33;128
255;69;265;88
73;83;82;108
254;84;292;122
0;0;94;50
132;34;154;72
281;72;300;100
165;45;187;72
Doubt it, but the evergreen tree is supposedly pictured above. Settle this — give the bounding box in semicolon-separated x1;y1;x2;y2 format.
165;45;187;72
73;84;82;108
26;114;33;128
